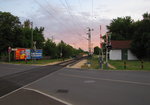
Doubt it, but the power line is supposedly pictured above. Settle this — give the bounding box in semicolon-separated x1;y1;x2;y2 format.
44;0;58;13
34;0;64;26
64;0;85;29
59;0;85;37
34;0;87;48
35;0;80;36
35;0;85;38
91;0;94;27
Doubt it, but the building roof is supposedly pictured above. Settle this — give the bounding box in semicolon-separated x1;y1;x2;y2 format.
111;40;132;49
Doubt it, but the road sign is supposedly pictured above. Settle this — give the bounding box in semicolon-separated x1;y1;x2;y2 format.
12;48;17;51
8;46;11;53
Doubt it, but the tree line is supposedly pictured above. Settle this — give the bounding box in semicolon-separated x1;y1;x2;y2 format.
0;11;84;60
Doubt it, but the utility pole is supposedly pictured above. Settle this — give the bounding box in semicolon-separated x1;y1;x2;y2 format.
87;27;93;68
33;41;36;62
106;33;108;69
87;27;93;56
105;32;111;69
99;25;103;69
31;22;33;61
8;46;11;62
31;22;33;49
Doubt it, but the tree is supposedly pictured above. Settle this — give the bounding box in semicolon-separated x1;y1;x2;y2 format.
107;16;134;40
57;41;72;58
0;11;46;60
94;46;100;55
143;12;150;20
33;27;45;49
43;39;58;58
0;11;22;55
57;41;84;58
21;21;45;49
131;33;150;59
24;20;31;28
130;13;150;60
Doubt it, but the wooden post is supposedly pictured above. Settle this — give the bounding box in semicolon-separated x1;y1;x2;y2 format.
124;61;126;69
141;60;144;69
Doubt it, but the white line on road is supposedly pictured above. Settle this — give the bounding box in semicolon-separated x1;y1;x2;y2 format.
59;73;150;86
24;88;73;105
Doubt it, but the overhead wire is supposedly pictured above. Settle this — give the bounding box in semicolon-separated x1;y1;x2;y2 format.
34;0;66;27
34;0;76;35
44;0;86;40
91;0;94;27
59;0;86;38
64;0;84;29
34;0;86;48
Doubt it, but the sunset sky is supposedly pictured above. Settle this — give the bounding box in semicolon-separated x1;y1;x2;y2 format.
0;0;150;51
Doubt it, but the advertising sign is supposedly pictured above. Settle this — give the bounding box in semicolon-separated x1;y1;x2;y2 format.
15;48;26;60
25;49;31;60
31;49;42;59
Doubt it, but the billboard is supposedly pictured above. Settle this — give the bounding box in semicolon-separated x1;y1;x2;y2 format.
15;48;42;60
15;48;26;60
31;49;42;59
25;49;31;60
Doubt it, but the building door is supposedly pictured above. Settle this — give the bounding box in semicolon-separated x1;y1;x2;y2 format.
122;49;128;60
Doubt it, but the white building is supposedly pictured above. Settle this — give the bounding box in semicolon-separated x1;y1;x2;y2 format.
109;40;137;60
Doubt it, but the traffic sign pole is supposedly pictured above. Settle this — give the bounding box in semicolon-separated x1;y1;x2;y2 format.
8;46;11;62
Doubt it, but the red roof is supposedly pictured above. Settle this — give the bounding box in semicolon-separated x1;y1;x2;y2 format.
111;40;132;49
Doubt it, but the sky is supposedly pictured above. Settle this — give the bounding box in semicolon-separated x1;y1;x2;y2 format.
0;0;150;51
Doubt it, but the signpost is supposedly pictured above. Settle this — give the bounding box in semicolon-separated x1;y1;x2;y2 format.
8;46;11;62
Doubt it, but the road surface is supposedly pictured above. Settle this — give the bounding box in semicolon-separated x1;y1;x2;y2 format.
0;61;150;105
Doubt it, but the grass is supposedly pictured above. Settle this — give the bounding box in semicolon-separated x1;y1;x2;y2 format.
3;58;65;65
109;60;150;70
82;55;150;70
82;55;100;69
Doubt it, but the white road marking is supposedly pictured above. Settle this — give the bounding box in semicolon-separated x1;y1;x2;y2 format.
24;88;72;105
59;73;150;86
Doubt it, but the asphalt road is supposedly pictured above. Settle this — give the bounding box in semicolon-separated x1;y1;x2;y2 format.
0;58;86;105
0;63;40;77
26;68;150;105
0;61;150;105
0;58;83;97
